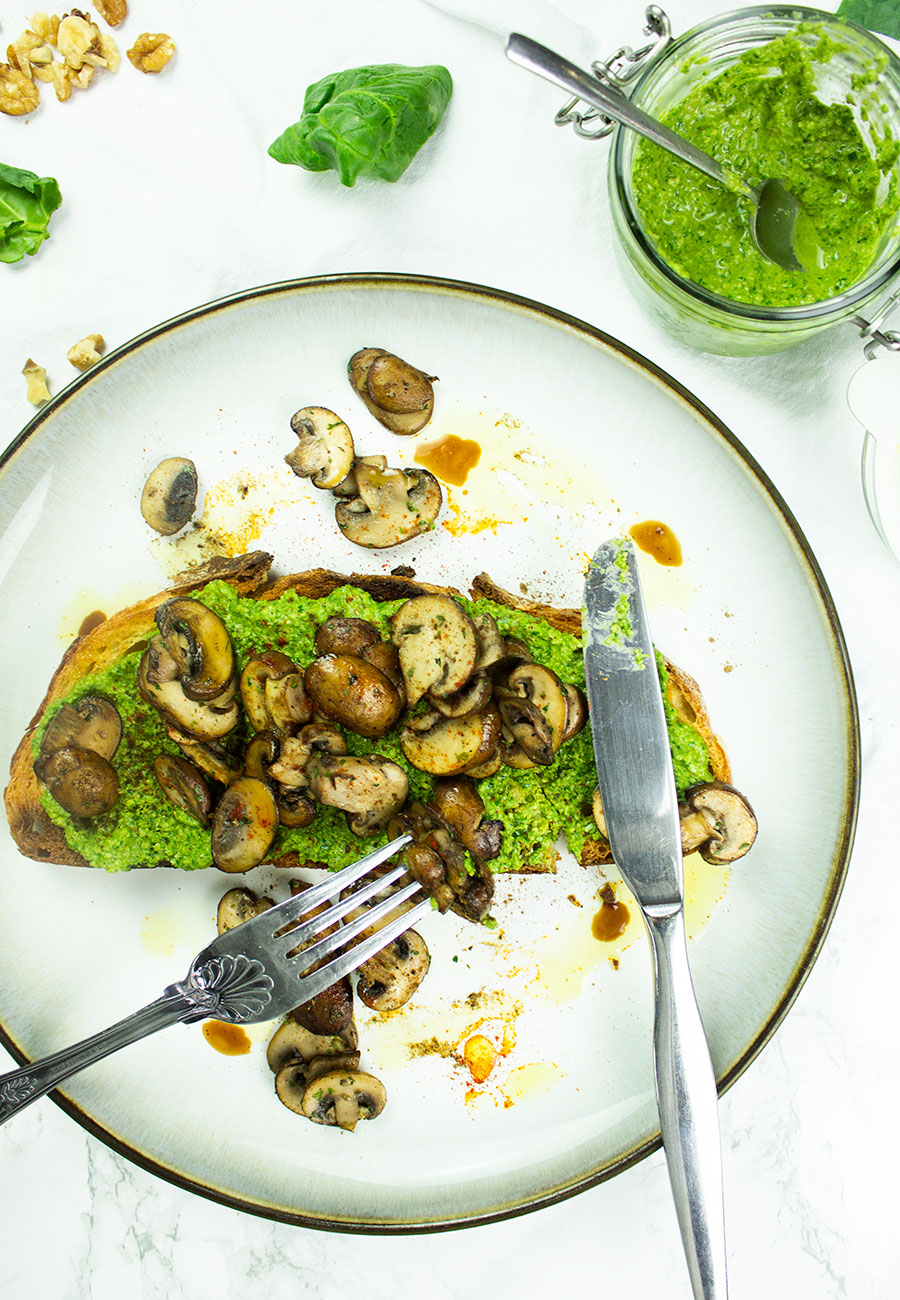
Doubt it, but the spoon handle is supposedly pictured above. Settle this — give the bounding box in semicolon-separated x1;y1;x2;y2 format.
506;33;753;200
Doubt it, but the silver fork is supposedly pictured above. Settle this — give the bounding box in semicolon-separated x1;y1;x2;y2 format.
0;833;424;1127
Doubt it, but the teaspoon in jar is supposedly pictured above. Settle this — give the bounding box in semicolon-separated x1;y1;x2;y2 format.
506;32;824;275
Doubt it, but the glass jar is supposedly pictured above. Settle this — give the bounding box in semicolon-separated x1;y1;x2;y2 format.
608;6;900;356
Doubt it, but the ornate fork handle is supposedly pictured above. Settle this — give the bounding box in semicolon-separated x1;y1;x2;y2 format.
0;953;274;1126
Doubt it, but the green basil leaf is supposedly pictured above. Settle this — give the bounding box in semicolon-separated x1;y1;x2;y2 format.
838;0;900;40
268;63;452;187
0;163;62;264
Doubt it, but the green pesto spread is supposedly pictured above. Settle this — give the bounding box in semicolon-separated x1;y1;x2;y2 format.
632;31;900;307
35;582;713;873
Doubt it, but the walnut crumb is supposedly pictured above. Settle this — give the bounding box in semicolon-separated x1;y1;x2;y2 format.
127;32;174;73
67;334;105;371
567;893;582;907
23;359;51;406
0;62;41;114
95;0;127;25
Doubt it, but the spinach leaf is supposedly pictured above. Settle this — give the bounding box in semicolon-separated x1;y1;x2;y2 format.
0;163;62;264
268;63;452;187
838;0;900;39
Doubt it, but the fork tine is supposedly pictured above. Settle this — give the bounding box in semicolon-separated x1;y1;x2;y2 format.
272;859;409;950
290;876;425;971
258;833;411;935
292;896;434;1004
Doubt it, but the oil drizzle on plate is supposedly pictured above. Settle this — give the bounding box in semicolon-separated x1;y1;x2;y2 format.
629;520;683;566
415;433;482;486
592;883;631;942
203;1021;251;1055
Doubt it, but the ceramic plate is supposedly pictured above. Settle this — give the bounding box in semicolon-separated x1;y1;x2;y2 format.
0;275;857;1230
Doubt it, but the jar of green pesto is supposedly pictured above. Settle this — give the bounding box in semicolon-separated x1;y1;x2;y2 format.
605;6;900;356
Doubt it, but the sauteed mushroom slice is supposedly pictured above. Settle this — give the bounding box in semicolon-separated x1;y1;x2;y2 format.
285;407;355;490
592;788;608;839
432;776;504;862
314;616;381;658
140;456;198;536
391;595;478;707
300;1069;387;1130
361;641;405;696
498;695;553;768
348;346;436;435
463;750;503;779
305;752;409;836
216;886;274;934
305;1052;362;1084
561;683;588;743
332;454;387;499
507;664;568;753
240;650;299;733
140;640;239;740
266;1018;359;1074
166;729;242;785
155;598;236;702
428;672;493;718
243;730;280;782
680;782;758;864
400;706;501;776
335;463;442;549
40;694;122;762
472;613;505;672
274;1060;312;1115
305;654;402;738
154;754;212;825
35;745;119;819
356;929;430;1011
211;777;278;872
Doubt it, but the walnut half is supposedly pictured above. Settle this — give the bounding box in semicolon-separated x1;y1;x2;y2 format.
95;0;128;26
127;33;175;74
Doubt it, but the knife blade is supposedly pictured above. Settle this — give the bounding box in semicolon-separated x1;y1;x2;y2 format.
582;537;682;910
583;538;728;1300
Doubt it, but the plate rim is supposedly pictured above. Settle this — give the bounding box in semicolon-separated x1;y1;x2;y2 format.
0;270;860;1233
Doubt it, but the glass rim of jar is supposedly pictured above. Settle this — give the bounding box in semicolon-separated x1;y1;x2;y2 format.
611;3;900;323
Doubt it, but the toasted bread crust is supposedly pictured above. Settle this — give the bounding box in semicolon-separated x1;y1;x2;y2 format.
4;559;730;873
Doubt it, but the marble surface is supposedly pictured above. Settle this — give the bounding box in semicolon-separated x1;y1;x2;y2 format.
1;0;898;1295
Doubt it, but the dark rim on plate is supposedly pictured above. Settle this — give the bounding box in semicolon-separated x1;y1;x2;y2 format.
0;272;859;1233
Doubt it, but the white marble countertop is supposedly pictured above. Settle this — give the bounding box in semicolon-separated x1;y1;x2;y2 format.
1;0;898;1296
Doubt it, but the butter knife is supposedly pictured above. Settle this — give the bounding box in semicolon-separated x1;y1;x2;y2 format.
583;539;728;1300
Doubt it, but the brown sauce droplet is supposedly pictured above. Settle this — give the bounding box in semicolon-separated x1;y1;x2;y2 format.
415;434;481;486
202;1020;251;1055
592;883;631;942
78;609;106;636
629;520;683;567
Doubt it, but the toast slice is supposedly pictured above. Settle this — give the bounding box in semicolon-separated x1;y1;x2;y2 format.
4;554;730;871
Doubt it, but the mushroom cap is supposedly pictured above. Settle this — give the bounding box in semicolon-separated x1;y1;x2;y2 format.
285;407;355;490
210;777;279;872
300;1068;387;1130
35;745;119;819
292;977;355;1037
313;616;381;658
391;594;478;707
304;653;403;738
140;457;198;536
335;463;442;549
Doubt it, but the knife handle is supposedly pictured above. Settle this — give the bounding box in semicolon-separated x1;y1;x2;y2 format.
646;908;728;1300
